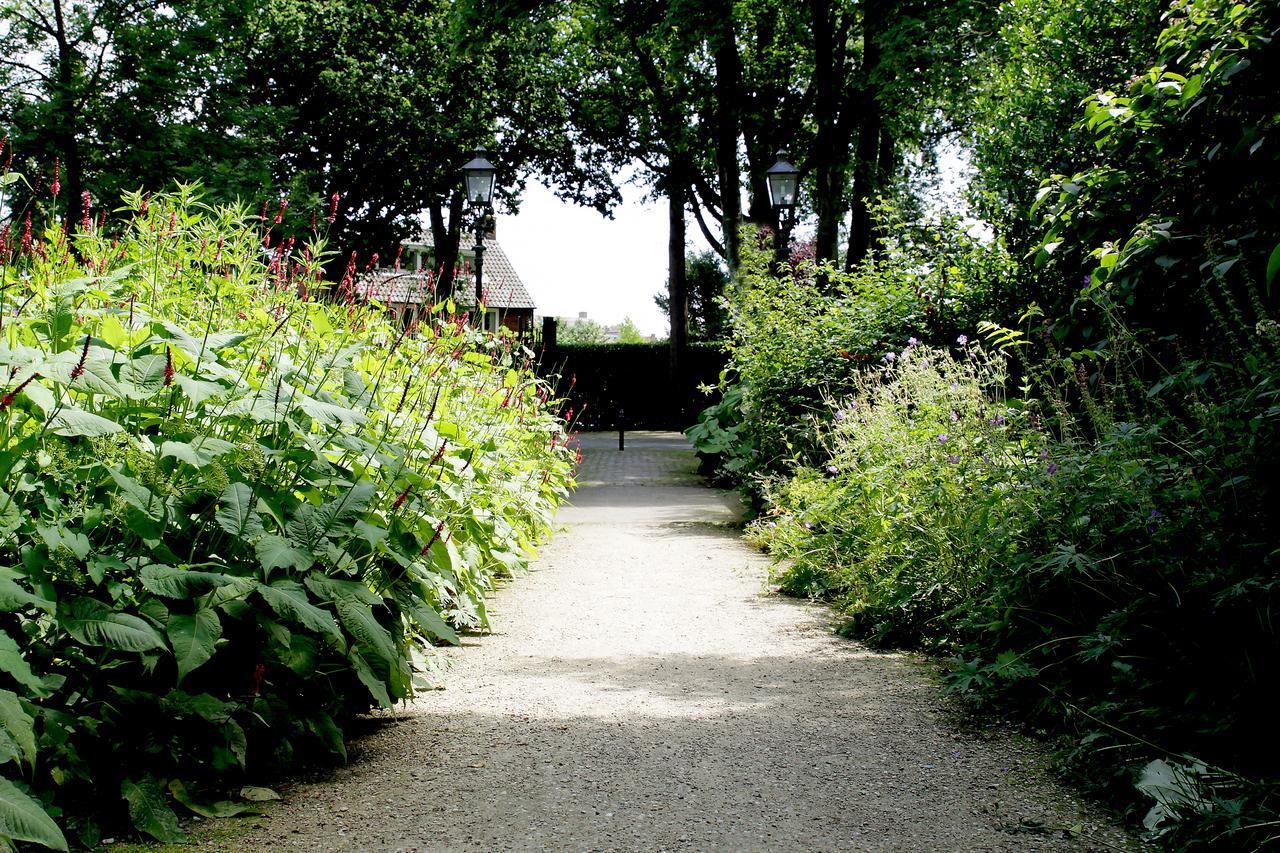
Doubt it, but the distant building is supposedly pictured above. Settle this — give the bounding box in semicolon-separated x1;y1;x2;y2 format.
357;226;536;335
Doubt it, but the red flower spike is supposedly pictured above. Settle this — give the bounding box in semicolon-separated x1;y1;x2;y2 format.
70;335;91;381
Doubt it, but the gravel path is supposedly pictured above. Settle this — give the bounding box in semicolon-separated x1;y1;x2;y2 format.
218;432;1136;852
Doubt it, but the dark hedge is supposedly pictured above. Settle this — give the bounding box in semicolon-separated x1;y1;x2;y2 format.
536;343;728;430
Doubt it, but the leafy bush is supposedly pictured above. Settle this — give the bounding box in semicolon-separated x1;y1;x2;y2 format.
0;184;573;848
747;342;1048;646
752;319;1280;846
696;225;1010;485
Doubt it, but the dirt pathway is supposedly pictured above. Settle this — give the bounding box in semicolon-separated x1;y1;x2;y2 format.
222;432;1135;852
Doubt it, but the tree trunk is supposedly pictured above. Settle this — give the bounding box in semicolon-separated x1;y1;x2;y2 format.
429;193;464;300
845;0;885;271
51;0;84;236
845;104;881;269
711;8;743;274
809;0;842;268
667;176;689;383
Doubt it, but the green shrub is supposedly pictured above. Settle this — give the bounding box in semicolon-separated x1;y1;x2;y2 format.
0;185;573;847
749;317;1280;846
747;342;1047;645
697;224;1010;485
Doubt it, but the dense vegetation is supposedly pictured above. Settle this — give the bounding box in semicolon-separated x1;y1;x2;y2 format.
692;0;1280;848
0;181;573;848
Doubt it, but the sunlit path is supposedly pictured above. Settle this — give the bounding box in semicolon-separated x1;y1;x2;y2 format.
221;433;1134;852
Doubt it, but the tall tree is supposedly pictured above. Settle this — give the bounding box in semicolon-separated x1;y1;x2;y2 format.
569;0;716;377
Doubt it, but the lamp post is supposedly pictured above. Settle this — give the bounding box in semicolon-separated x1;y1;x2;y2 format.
765;150;800;267
461;149;496;326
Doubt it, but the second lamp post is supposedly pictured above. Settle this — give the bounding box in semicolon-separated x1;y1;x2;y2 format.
766;150;800;266
461;149;497;326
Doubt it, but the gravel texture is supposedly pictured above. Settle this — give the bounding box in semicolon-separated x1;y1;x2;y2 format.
212;431;1138;852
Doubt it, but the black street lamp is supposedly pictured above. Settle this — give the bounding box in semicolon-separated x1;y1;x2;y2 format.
461;149;497;325
766;150;800;264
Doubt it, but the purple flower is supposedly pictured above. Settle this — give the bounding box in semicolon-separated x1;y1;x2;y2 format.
766;521;777;529
938;433;949;443
957;334;969;346
950;410;959;422
947;454;960;465
1040;448;1049;461
833;411;846;422
885;351;897;363
1046;462;1059;475
921;359;930;368
826;465;839;475
1149;509;1161;519
804;521;814;530
907;336;920;347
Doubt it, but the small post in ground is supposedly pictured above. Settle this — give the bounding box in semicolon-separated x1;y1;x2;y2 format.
618;408;625;452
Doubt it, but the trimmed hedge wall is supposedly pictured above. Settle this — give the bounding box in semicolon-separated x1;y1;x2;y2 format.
537;343;727;430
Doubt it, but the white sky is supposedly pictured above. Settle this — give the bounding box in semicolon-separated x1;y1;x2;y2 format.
496;181;704;338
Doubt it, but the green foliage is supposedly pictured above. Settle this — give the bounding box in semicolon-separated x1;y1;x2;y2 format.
615;317;646;344
718;3;1280;846
747;344;1042;644
1030;0;1279;337
655;251;730;341
0;186;573;847
697;226;1008;482
558;318;608;345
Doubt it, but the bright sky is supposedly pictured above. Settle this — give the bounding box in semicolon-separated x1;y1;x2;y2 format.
496;181;701;338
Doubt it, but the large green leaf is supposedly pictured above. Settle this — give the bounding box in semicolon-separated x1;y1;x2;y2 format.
256;581;343;647
120;776;184;843
0;777;68;851
173;374;228;405
168;780;259;819
41;346;123;398
0;689;36;768
0;576;54;614
331;597;399;669
305;575;382;608
299;395;366;427
48;407;122;437
140;564;239;599
349;650;393;708
315;481;378;535
198;576;258;609
167;609;222;682
107;468;165;520
160;440;216;468
161;689;230;723
254;534;313;574
60;598;167;652
214;483;263;537
0;494;20;538
119;353;170;399
0;633;46;696
406;599;461;646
